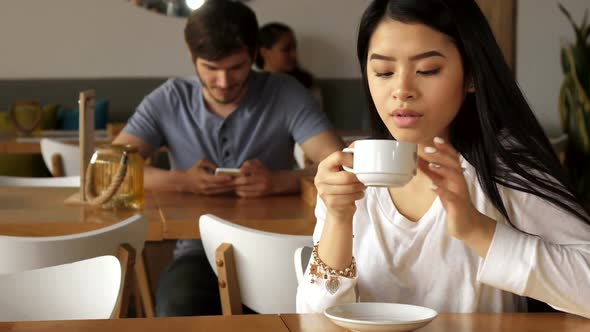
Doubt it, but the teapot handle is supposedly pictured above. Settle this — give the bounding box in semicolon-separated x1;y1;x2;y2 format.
84;151;129;206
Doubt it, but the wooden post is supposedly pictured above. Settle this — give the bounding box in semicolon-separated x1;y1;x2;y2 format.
50;153;64;177
79;90;96;201
215;243;242;315
475;0;516;71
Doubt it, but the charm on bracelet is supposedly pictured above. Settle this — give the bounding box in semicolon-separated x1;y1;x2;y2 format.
326;276;340;294
308;243;356;294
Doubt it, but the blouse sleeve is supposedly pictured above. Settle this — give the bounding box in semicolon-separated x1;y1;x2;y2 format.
296;196;358;313
477;188;590;318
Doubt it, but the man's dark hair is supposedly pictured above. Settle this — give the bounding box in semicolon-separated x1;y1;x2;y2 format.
184;0;259;61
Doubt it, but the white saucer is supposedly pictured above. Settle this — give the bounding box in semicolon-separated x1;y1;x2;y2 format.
324;302;437;332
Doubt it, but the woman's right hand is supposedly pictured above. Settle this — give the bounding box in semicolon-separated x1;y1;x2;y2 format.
314;150;366;221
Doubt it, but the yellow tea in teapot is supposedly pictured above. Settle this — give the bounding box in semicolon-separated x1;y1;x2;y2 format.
87;144;144;209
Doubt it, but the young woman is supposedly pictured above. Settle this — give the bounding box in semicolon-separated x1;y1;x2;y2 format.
296;0;590;317
256;23;321;102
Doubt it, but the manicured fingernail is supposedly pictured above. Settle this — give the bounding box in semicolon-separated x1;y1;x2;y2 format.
429;163;441;168
434;137;445;144
424;146;437;154
430;183;439;190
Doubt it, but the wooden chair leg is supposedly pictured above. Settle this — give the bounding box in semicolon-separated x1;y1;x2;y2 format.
133;282;145;317
51;153;64;177
113;243;136;318
216;243;242;315
135;253;155;318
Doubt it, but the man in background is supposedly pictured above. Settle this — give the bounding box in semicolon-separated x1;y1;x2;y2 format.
114;0;343;316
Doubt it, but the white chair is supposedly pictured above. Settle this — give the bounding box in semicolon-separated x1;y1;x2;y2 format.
294;143;305;169
40;138;80;176
0;214;147;318
294;246;313;285
0;256;121;321
0;175;80;187
199;214;313;315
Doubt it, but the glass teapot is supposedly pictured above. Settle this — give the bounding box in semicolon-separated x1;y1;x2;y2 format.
84;144;144;209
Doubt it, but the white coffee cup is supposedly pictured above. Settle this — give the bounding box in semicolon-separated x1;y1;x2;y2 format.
343;140;417;187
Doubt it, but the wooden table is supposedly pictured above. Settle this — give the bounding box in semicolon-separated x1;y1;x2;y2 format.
0;127;368;156
0;315;289;332
0;136;111;154
279;313;590;332
0;187;163;241
0;187;316;241
152;191;316;239
0;313;587;332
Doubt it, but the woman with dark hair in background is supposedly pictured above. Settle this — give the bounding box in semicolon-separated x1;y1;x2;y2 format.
297;0;590;317
256;22;322;106
257;22;325;168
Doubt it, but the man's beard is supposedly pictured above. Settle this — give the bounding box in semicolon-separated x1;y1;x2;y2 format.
206;85;244;104
197;74;248;105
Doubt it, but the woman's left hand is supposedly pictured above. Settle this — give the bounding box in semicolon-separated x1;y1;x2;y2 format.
419;137;495;249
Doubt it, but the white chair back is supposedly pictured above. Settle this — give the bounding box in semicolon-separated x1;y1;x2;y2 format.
294;143;305;169
294;246;313;285
40;138;80;176
0;214;147;274
0;175;80;187
0;256;121;321
199;214;313;314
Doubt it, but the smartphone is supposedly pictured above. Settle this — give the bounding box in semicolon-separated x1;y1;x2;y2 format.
214;167;242;177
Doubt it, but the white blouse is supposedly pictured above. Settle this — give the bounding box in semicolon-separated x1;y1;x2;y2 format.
296;160;590;318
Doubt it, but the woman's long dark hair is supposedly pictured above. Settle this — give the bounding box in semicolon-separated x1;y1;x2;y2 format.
358;0;590;226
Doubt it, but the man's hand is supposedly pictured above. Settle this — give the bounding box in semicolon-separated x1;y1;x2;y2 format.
234;159;274;197
184;160;236;195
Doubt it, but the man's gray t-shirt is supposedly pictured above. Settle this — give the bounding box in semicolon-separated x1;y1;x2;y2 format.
124;71;333;257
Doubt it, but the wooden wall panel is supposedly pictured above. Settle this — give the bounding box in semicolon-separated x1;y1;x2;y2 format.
475;0;517;71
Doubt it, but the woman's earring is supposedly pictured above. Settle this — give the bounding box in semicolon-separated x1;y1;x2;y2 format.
468;82;476;92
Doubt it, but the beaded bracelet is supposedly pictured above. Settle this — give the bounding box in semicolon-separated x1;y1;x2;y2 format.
309;242;356;294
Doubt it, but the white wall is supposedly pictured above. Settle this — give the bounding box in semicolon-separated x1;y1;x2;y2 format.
0;0;193;79
516;0;589;135
0;0;365;79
